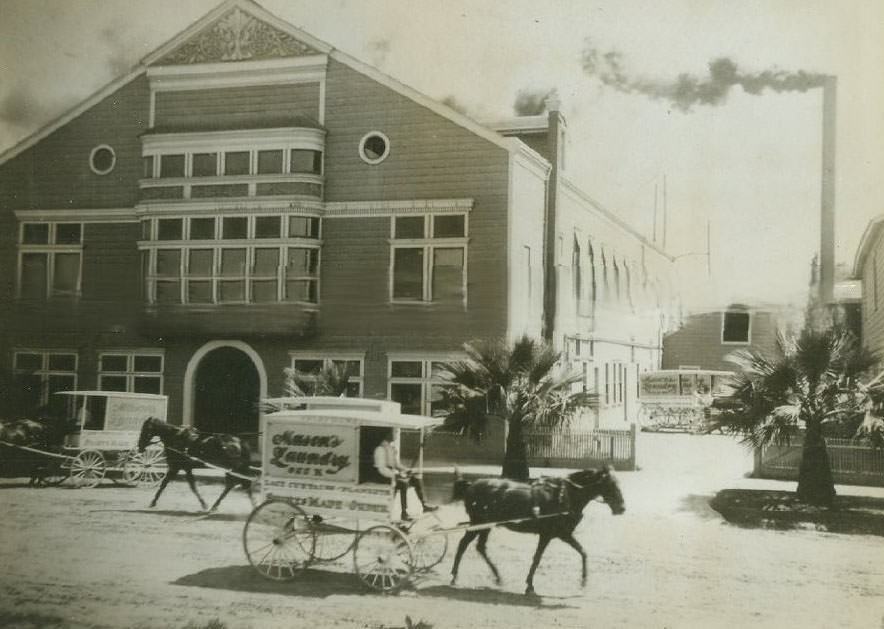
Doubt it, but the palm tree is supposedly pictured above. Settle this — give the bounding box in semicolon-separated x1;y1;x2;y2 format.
713;324;875;507
437;335;596;481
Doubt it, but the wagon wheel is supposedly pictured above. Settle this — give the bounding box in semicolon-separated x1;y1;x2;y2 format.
122;447;168;488
243;499;314;581
353;525;414;593
308;518;357;562
409;532;448;572
70;450;106;488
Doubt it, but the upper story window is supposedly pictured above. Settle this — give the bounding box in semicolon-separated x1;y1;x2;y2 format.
17;222;83;299
359;131;390;165
722;311;751;344
390;214;467;305
140;128;325;201
89;145;116;175
139;214;320;306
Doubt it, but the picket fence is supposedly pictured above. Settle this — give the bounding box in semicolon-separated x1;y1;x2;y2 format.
402;421;638;471
755;436;884;487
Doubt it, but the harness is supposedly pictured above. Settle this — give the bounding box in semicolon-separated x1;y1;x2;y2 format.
529;477;569;518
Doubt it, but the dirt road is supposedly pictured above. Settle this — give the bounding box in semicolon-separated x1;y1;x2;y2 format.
1;434;883;629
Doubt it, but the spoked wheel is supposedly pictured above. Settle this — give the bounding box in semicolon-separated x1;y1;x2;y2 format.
410;532;448;572
243;499;314;581
122;447;167;488
353;525;414;593
70;450;106;488
308;518;357;562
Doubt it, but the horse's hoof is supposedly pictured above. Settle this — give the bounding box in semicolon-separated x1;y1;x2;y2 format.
525;587;536;596
148;503;156;508
449;577;457;586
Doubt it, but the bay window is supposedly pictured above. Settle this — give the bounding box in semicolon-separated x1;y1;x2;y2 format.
140;214;320;305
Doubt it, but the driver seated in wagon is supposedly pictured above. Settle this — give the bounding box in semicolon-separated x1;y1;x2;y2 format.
372;428;437;521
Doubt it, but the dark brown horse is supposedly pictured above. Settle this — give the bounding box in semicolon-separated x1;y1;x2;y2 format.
450;467;625;595
137;417;256;512
0;417;69;485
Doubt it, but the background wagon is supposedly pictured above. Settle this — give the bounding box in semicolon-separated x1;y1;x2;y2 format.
243;396;448;592
638;369;733;433
56;391;169;488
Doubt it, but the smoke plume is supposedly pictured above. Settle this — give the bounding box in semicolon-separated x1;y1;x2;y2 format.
513;88;557;116
582;43;827;112
0;85;53;128
440;95;469;116
367;39;392;69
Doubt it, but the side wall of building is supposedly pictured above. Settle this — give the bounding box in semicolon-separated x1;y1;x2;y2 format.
861;229;884;361
553;178;677;429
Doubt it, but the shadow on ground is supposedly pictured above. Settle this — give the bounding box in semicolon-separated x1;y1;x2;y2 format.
174;565;371;598
710;489;884;536
419;585;576;609
174;566;575;607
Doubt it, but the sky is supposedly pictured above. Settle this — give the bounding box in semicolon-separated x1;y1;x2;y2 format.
1;0;882;311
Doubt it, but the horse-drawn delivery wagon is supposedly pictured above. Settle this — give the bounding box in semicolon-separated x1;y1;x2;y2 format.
243;396;449;592
638;369;733;432
1;390;168;487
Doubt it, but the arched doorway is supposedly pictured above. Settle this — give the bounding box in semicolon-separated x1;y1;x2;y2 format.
193;346;259;442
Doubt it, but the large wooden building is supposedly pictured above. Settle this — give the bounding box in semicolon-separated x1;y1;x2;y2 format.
0;0;677;437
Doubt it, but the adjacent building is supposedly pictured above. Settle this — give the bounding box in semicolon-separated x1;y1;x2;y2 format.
852;215;884;360
0;0;678;440
662;303;789;372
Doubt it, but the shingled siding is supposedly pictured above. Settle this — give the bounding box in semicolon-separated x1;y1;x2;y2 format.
861;230;884;362
320;59;512;346
662;311;781;371
154;82;320;129
0;74;150;211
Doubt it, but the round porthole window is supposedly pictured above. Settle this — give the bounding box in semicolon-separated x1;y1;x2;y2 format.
358;131;390;164
89;144;116;175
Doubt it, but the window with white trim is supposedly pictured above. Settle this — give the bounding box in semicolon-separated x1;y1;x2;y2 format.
140;214;320;305
390;214;467;304
289;354;364;397
98;352;164;393
387;357;459;416
13;350;78;410
722;311;751;344
17;222;83;299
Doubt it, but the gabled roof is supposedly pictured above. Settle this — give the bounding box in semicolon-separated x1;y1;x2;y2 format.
0;0;528;168
852;214;884;278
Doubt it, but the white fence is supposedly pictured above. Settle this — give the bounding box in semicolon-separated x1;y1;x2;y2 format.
756;435;884;487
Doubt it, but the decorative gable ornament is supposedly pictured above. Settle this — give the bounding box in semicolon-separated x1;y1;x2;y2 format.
156;7;319;65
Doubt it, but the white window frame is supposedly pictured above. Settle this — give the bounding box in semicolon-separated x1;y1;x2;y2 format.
288;352;365;397
721;311;752;345
140;128;325;199
17;222;84;299
12;350;79;406
139;214;321;306
388;214;469;305
98;351;165;394
387;354;465;416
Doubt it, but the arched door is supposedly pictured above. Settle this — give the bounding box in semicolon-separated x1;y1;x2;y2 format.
193;347;259;442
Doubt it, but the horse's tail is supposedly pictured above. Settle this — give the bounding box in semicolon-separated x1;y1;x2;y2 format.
451;467;471;502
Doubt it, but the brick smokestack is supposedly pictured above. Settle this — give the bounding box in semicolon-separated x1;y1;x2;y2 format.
819;76;837;304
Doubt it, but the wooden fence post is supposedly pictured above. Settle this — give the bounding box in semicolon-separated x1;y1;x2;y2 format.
628;423;638;471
